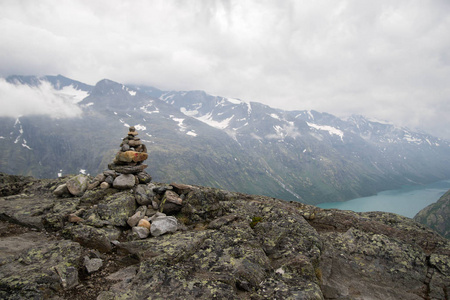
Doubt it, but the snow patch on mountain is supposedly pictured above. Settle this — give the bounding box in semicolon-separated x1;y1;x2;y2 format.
180;107;199;117
246;103;252;115
119;119;130;127
11;118;33;150
159;92;175;101
121;85;136;96
266;123;301;140
171;116;184;129
194;112;234;130
170;115;197;137
403;133;423;144
227;98;242;105
134;124;146;131
140;104;160;114
307;122;344;141
22;139;32;150
270;113;281;120
56;84;89;103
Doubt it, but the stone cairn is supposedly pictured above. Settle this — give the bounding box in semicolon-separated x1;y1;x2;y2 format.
54;126;190;240
106;125;151;189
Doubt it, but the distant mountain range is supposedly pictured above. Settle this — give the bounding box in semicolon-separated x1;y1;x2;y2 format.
1;74;450;205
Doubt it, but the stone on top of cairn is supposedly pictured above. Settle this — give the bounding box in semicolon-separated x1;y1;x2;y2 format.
128;126;139;136
120;126;147;154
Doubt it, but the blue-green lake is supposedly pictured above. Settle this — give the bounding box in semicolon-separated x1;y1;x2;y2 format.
317;179;450;218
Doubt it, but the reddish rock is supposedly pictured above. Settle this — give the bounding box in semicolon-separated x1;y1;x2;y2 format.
115;151;148;163
68;214;84;223
137;219;151;230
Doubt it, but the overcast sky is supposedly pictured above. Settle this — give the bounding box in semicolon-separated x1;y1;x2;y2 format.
1;0;450;139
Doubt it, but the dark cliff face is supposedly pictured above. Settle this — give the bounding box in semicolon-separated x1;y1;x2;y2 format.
0;173;449;300
414;190;450;239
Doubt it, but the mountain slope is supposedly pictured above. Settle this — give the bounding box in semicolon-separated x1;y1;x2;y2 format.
414;189;450;238
1;75;450;204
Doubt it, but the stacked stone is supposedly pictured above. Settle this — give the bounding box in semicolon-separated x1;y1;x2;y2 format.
126;182;190;239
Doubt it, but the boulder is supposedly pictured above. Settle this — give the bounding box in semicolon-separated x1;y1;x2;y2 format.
113;174;136;189
70;224;121;253
53;183;70;197
43;197;80;230
104;175;114;185
171;182;195;195
87;180;100;190
146;206;158;217
160;191;183;214
66;174;89;196
135;184;155;205
86;190;137;227
132;226;150;239
0;194;55;229
80;188;118;206
100;182;110;189
103;170;116;177
0;239;82;298
136;171;152;183
164;190;183;205
127;210;145;227
150;212;166;222
150;216;178;237
84;256;103;273
94;173;107;182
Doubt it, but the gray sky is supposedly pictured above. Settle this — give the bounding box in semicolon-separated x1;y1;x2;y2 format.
1;0;450;139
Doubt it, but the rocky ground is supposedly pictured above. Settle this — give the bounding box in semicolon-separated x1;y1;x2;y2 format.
0;172;449;299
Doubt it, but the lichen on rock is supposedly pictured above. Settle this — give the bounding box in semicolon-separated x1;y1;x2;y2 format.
0;172;449;299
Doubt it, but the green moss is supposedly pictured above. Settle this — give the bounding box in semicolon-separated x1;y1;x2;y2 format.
314;267;322;282
250;216;263;228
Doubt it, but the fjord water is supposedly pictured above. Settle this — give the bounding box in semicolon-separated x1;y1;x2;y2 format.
317;179;450;218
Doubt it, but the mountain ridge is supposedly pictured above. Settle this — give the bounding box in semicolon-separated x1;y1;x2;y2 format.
1;75;450;205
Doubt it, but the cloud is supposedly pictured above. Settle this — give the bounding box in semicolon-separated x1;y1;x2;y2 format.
0;79;82;118
0;0;450;138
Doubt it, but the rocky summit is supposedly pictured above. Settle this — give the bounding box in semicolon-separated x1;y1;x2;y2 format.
0;171;448;300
